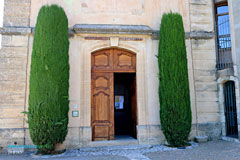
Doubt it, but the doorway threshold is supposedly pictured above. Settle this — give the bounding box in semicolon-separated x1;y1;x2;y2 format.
90;135;138;147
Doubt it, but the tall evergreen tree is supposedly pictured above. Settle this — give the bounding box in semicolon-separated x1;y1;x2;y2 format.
158;13;192;147
27;5;69;153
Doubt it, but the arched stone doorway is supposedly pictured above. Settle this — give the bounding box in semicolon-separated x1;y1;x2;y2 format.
217;76;240;139
91;48;137;141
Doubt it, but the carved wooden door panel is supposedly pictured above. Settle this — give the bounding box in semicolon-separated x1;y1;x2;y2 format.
113;49;136;72
91;72;114;141
92;49;113;72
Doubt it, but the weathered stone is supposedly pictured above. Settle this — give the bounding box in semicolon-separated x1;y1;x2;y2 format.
73;24;153;35
3;0;31;27
5;0;31;4
0;128;25;150
0;118;24;128
191;23;214;32
222;136;240;143
0;92;25;105
0;58;27;71
189;124;197;139
3;17;30;27
187;31;215;40
190;14;213;25
0;81;25;93
193;60;216;70
0;47;28;58
0;69;26;81
196;91;218;102
0;27;31;36
194;136;208;143
194;69;216;77
192;50;216;60
137;125;165;145
216;68;234;78
197;113;220;123
189;0;213;32
4;6;30;17
1;35;29;47
197;123;221;140
0;106;24;118
190;0;208;5
191;39;216;50
195;82;217;91
196;101;219;113
194;75;216;83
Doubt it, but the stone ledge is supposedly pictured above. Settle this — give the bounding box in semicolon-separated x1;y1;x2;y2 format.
0;26;215;40
73;24;153;35
152;31;215;40
0;27;31;35
222;136;240;143
186;31;215;40
190;0;208;5
216;67;234;78
194;136;208;143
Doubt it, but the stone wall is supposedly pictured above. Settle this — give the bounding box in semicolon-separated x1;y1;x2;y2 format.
228;0;240;138
0;34;30;149
29;0;190;31
0;0;31;150
3;0;31;27
189;0;221;139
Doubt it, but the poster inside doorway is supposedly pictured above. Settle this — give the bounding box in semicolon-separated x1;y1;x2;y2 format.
115;96;124;109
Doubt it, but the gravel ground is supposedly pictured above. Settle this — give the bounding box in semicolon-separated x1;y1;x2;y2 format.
0;140;239;160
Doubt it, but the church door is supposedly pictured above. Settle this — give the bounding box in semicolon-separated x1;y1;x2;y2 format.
91;48;136;141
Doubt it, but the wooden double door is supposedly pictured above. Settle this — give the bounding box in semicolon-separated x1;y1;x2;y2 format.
91;48;137;141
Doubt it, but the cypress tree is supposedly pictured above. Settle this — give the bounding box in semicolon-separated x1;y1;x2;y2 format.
158;13;192;147
27;5;69;153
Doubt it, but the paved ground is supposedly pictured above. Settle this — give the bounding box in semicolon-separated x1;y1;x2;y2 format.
0;140;240;160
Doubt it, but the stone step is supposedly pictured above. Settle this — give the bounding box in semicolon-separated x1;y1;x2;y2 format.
89;136;139;149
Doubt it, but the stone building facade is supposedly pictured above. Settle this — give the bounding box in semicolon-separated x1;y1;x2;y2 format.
0;0;240;150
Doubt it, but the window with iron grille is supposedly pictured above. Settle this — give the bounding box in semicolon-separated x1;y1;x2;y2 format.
215;2;233;70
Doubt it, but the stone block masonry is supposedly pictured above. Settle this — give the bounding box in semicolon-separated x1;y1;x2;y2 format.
0;0;31;151
0;35;30;149
3;0;31;27
189;0;221;139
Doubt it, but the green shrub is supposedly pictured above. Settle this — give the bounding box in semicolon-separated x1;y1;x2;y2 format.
158;12;192;147
27;5;69;154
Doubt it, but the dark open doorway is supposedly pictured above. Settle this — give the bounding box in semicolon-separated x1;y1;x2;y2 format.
114;73;137;138
224;81;238;138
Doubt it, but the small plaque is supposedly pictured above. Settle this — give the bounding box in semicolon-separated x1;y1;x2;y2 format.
72;111;79;117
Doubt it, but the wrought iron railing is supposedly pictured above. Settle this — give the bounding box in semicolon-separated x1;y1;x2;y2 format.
216;17;233;70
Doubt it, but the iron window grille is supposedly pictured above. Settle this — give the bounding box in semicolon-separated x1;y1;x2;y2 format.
215;2;233;70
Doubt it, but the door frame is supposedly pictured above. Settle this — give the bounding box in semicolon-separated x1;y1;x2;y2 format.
91;48;137;141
